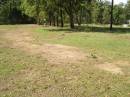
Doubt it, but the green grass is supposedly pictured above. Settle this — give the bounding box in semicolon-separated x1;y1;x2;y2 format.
35;26;130;61
0;25;130;97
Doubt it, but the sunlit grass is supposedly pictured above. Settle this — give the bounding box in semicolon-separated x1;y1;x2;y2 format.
0;25;130;97
35;26;130;61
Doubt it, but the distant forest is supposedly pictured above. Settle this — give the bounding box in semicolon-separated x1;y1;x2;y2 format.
0;0;130;28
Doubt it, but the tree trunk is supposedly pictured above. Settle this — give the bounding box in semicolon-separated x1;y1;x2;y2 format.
49;15;52;26
56;15;59;26
49;20;52;26
53;16;56;26
60;9;64;27
77;14;81;26
69;14;74;29
36;0;40;24
110;0;114;31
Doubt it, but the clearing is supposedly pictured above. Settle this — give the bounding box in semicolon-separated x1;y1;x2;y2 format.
0;25;130;97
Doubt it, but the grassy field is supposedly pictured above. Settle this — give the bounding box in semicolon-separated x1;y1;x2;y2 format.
34;26;130;61
0;25;130;97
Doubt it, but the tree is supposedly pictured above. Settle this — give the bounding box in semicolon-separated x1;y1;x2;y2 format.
110;0;114;30
102;1;111;24
113;3;126;25
126;0;130;20
0;0;33;24
61;0;86;28
52;0;64;27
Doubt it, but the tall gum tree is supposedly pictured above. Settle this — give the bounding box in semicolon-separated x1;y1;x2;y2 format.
61;0;86;28
110;0;114;30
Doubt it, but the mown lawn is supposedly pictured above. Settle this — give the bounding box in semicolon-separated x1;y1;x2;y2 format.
0;25;130;97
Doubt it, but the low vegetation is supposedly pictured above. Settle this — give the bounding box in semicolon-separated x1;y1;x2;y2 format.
0;25;130;97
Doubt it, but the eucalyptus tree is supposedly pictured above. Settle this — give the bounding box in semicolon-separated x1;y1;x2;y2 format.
43;0;58;26
54;0;64;27
102;1;111;24
113;3;126;24
126;0;130;20
61;0;88;28
21;0;41;24
110;0;114;30
97;0;104;24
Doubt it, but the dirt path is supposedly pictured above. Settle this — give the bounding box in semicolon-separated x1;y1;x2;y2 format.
2;26;86;64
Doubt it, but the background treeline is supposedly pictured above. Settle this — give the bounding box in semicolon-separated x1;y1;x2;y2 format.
0;0;130;28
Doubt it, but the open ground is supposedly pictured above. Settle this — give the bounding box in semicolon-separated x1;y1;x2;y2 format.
0;25;130;97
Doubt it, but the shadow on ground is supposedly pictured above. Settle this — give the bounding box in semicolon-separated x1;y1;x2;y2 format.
48;26;130;34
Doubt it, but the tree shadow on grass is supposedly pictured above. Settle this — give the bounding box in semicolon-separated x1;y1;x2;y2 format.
48;26;130;34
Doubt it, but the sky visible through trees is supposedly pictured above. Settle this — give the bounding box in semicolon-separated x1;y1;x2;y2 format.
107;0;127;4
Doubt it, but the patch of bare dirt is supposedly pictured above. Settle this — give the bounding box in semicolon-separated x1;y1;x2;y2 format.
3;27;86;64
97;62;123;74
116;61;130;66
40;44;86;64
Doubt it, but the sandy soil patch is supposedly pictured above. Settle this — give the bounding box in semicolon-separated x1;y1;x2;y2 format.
97;62;124;74
3;28;86;64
